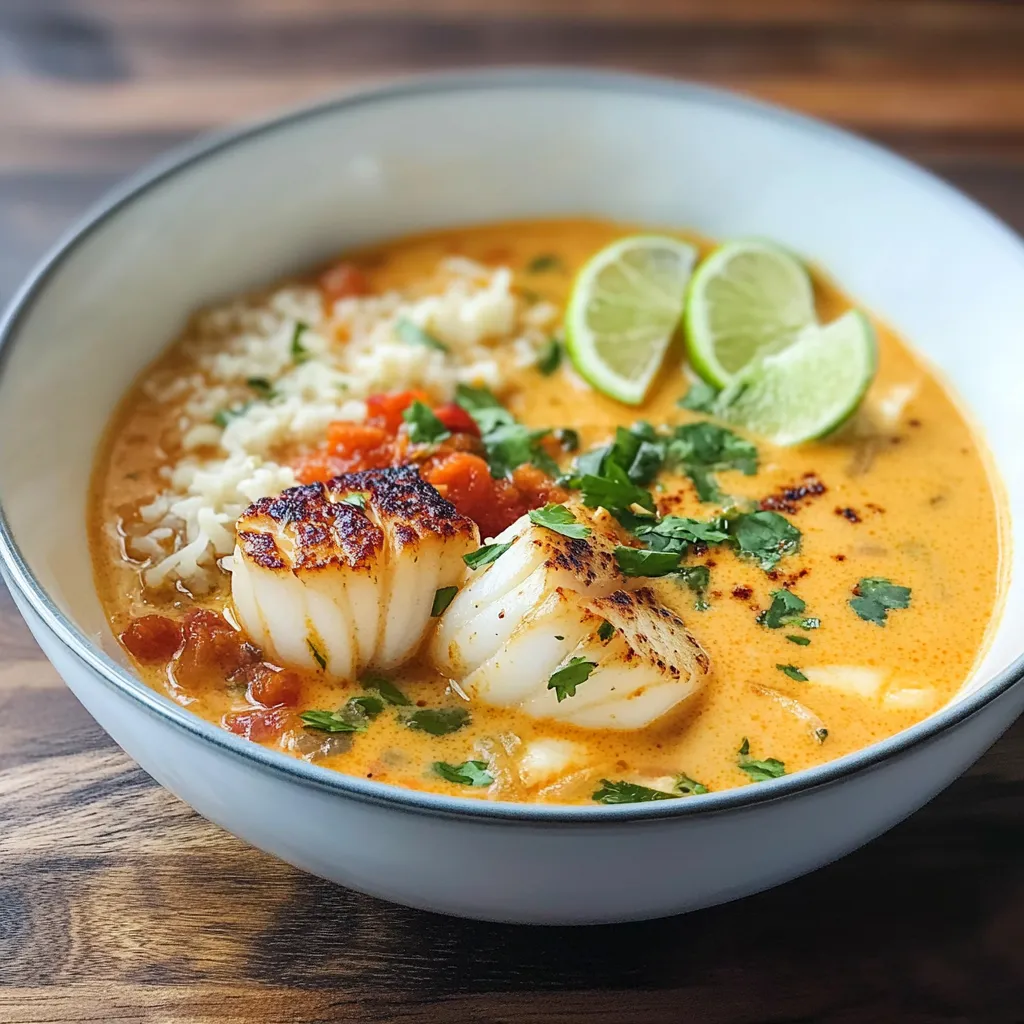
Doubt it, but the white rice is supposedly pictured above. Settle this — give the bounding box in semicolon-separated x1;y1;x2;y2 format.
126;258;558;593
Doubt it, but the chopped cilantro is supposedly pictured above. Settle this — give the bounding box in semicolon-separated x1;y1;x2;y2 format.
347;694;385;718
786;634;811;646
434;760;494;786
362;676;411;707
340;492;367;509
675;773;709;796
668;422;758;502
291;321;311;363
776;663;808;682
526;253;564;273
678;379;719;413
213;402;252;428
307;640;327;670
463;541;513;570
676;564;711;611
528;503;590;539
405;707;470;735
615;546;681;577
634;515;730;554
758;588;817;629
593;780;676;804
580;461;656;516
536;338;562;375
737;737;786;782
300;695;381;734
730;511;801;571
597;619;615;642
608;423;666;485
431;586;458;617
850;577;912;626
573;443;611;478
246;377;276;399
548;657;596;701
554;427;580;452
402;400;451;444
396;316;448;353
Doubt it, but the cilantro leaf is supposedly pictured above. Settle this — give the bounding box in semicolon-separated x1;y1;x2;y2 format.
340;492;367;509
615;546;681;577
431;586;458;617
362;676;411;707
300;695;381;734
573;444;611;478
593;780;677;804
580;461;656;515
528;503;590;539
536;338;562;375
675;773;709;796
463;541;512;570
678;379;719;413
850;577;912;626
634;515;730;554
396;317;448;353
786;634;811;646
597;619;615;642
676;564;711;611
405;707;470;735
737;737;786;782
608;425;666;486
757;588;817;630
434;760;494;786
526;253;564;273
776;663;808;682
554;427;579;452
402;400;451;444
347;694;385;718
730;511;801;571
307;640;327;670
548;657;596;701
668;422;758;503
247;377;276;399
291;321;311;363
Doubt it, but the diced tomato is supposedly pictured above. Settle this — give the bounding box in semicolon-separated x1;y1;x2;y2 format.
174;609;255;688
424;451;493;511
247;666;302;709
223;708;292;742
325;422;392;458
293;450;347;485
366;390;429;433
512;463;570;508
432;403;480;436
120;614;182;663
318;262;370;303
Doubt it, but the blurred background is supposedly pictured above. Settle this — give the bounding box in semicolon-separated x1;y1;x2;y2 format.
2;0;1024;299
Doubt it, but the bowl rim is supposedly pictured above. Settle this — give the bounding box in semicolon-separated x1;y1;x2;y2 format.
1;66;1022;824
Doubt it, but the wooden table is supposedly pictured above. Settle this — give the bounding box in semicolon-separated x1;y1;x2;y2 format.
2;3;1023;1021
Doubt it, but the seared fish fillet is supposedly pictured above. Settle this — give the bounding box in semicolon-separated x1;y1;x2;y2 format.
231;466;478;678
431;504;709;729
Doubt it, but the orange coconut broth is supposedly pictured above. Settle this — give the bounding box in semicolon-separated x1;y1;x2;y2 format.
90;218;1002;803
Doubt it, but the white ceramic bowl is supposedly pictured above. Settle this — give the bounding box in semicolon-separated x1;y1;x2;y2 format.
1;70;1022;924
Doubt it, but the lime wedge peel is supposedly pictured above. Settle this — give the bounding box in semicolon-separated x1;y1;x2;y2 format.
565;235;698;405
685;239;816;388
714;310;878;446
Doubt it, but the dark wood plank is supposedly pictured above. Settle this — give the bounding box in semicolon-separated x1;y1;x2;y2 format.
1;2;1023;1021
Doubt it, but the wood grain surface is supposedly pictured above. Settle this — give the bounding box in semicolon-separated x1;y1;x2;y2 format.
1;2;1023;1021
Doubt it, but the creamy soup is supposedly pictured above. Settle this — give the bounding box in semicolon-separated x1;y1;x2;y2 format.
90;219;1003;804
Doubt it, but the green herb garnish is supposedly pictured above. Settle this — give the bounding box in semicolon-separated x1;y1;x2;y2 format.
579;461;656;516
730;511;801;571
850;577;912;626
675;773;709;796
213;402;252;428
593;780;676;804
678;379;719;413
431;586;458;617
668;422;758;502
597;619;615;642
737;737;786;782
536;338;562;375
528;503;590;539
340;492;367;509
633;515;730;554
526;253;564;273
362;676;412;707
776;663;808;682
463;541;513;570
300;695;380;734
403;400;451;444
758;588;817;629
396;316;449;353
786;634;811;646
307;640;327;671
291;321;311;363
347;694;385;718
676;564;711;611
246;377;276;399
547;657;596;701
554;427;579;452
405;707;470;735
615;546;680;578
433;760;493;786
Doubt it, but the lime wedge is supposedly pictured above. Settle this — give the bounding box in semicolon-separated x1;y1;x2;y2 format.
685;240;816;387
714;310;877;446
565;235;697;405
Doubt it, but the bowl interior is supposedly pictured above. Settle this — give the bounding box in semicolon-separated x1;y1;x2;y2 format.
1;72;1021;720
